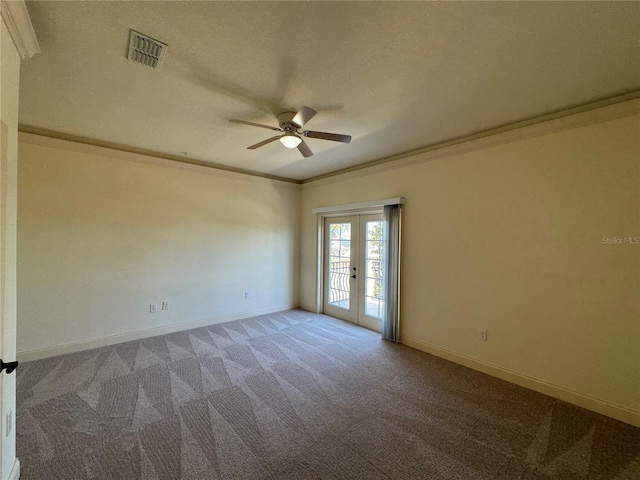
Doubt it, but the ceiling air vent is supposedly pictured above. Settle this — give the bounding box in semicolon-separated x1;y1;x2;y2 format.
127;30;167;69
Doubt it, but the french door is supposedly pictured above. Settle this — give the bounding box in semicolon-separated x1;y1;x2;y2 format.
323;214;384;332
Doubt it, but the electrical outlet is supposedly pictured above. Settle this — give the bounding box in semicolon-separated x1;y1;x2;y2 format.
478;329;488;341
5;410;12;437
245;292;250;299
150;303;158;313
162;301;170;311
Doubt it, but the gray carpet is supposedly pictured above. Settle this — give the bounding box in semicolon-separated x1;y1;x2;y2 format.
16;309;640;479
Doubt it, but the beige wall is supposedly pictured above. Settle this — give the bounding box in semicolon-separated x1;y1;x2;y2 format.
17;139;300;356
300;111;640;423
15;101;640;426
1;15;21;480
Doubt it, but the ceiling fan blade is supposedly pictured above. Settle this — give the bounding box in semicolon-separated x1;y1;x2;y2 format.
247;135;282;149
230;119;281;132
297;139;314;158
304;130;352;143
292;106;317;128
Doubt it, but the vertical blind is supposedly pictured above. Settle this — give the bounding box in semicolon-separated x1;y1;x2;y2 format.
382;204;402;342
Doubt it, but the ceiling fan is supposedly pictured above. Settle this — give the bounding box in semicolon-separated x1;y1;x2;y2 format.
229;106;351;158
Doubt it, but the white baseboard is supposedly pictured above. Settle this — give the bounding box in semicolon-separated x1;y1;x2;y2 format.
17;304;297;362
401;336;640;428
7;458;19;480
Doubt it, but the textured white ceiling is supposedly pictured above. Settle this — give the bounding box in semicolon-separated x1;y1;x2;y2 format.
19;1;640;181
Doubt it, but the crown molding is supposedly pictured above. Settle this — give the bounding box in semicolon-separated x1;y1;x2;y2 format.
18;129;302;188
302;91;640;187
1;0;39;59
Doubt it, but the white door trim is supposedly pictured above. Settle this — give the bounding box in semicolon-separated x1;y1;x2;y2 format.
7;458;19;480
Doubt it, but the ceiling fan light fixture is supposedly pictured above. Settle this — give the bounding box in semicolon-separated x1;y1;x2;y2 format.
280;133;302;149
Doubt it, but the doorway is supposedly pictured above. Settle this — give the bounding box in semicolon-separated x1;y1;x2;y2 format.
323;214;383;332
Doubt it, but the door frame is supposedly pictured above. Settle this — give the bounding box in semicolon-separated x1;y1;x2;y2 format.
315;207;382;318
322;213;384;331
0;3;39;479
312;197;405;321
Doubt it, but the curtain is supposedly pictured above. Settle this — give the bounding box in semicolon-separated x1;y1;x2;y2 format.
382;204;401;342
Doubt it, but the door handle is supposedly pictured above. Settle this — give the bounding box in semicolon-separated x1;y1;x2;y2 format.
351;274;357;279
0;360;18;374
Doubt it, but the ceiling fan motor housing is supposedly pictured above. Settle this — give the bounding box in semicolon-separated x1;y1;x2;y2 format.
277;111;299;131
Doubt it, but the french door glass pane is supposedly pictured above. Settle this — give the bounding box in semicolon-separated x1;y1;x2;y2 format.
364;220;384;319
328;222;351;309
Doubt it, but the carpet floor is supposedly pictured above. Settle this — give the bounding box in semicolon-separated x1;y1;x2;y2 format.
16;309;640;479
